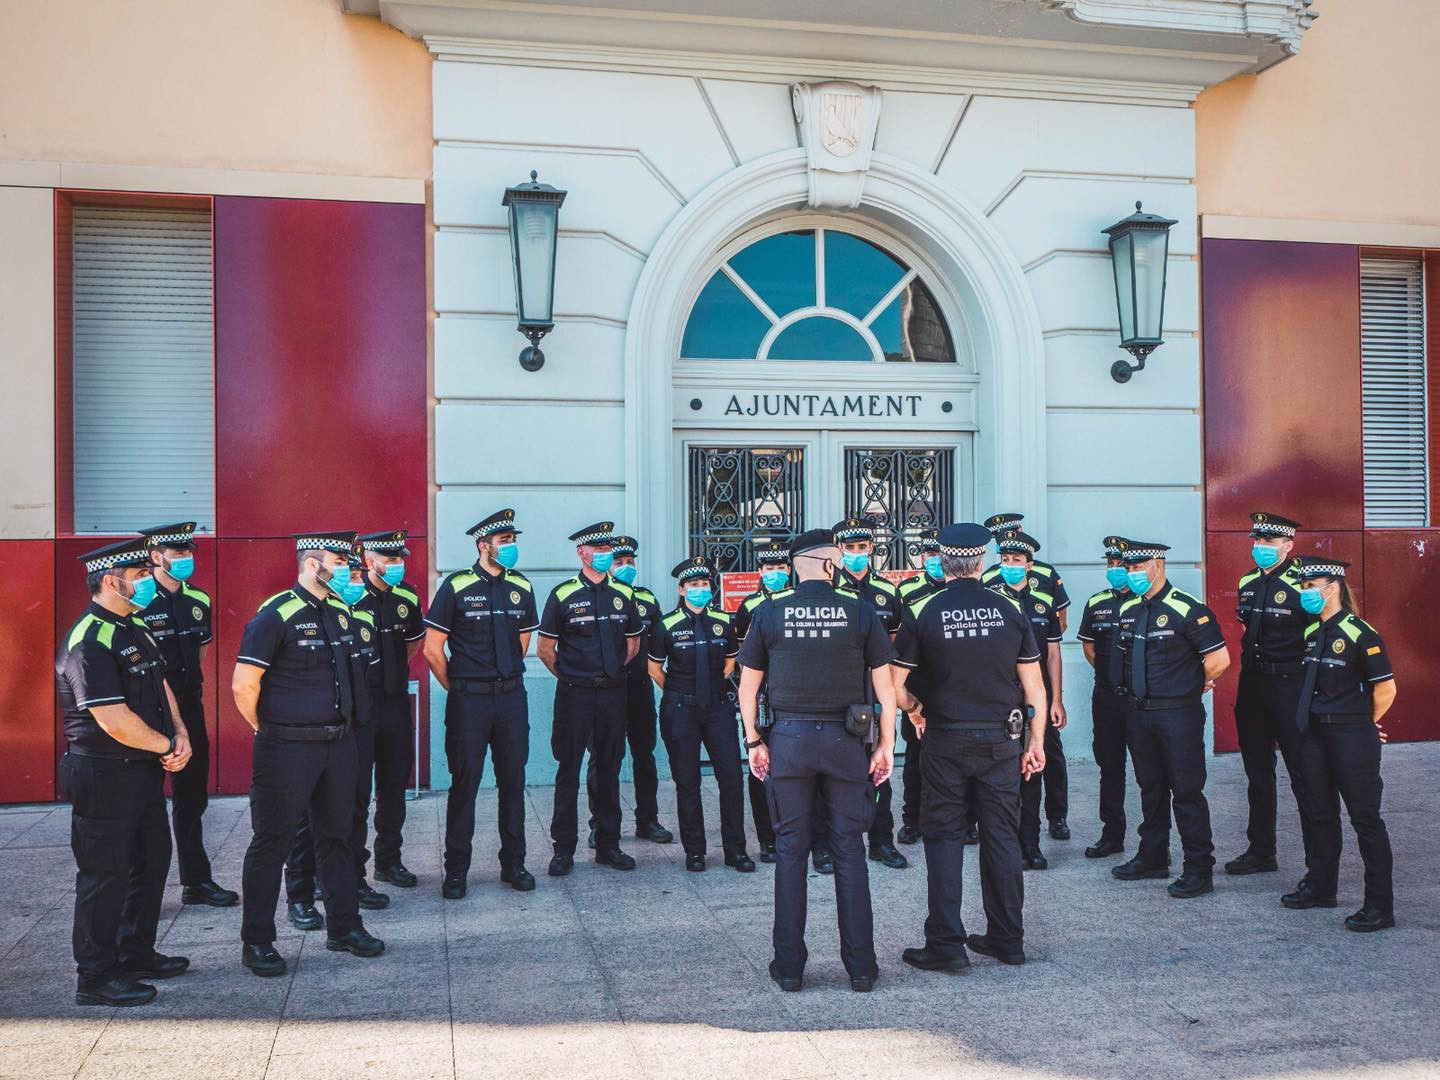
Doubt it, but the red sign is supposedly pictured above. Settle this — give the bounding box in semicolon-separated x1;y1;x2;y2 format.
720;572;761;612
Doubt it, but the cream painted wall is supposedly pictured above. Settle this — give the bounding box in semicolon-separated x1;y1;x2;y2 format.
1195;0;1440;226
0;0;431;181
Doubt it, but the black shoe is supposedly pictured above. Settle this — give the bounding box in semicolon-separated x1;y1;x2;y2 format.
869;842;909;869
181;880;239;907
963;824;979;846
812;848;835;875
850;973;877;992
241;944;287;978
1022;851;1048;871
500;865;536;892
441;875;467;900
1345;906;1395;933
375;862;418;888
548;854;574;877
287;902;324;931
901;946;971;973
1049;819;1071;841
686;854;707;872
1112;856;1170;881
1167;870;1215;899
1282;880;1338;909
122;952;190;979
1084;837;1125;859
326;928;385;957
725;852;757;873
587;828;597;850
966;934;1025;966
1224;851;1279;876
357;881;391;910
635;821;674;844
76;974;157;1006
896;824;921;845
768;960;802;992
758;842;777;864
595;848;637;871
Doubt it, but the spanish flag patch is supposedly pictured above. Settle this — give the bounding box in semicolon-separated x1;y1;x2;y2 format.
1367;646;1381;656
1196;615;1210;625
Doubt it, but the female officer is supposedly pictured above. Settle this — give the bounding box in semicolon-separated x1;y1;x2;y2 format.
1289;556;1396;932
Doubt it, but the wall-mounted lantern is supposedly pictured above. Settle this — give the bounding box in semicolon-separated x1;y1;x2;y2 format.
502;170;567;372
1104;201;1177;383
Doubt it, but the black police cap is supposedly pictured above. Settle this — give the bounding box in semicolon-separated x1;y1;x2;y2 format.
611;535;638;557
568;521;615;546
832;516;875;543
918;528;940;553
670;556;714;582
139;522;197;550
292;531;361;556
360;529;411;556
937;523;992;557
996;529;1040;556
1293;556;1349;579
983;513;1024;535
468;509;522;539
753;540;791;565
789;528;837;560
80;537;152;574
1249;512;1301;539
1120;540;1170;564
1102;535;1131;557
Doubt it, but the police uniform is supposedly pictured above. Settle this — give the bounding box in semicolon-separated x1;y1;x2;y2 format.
57;539;180;1004
237;533;380;966
424;510;538;893
895;528;944;844
1075;535;1134;855
650;557;750;869
539;522;646;870
893;523;1041;967
1288;558;1394;930
1229;512;1311;876
737;529;894;987
1110;542;1227;894
831;517;907;869
988;529;1067;861
587;536;670;843
136;522;233;905
981;513;1072;619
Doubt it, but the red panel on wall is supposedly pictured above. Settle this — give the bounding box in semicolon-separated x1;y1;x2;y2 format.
212;197;426;539
1356;531;1440;743
1204;531;1365;751
1202;239;1363;534
0;542;57;802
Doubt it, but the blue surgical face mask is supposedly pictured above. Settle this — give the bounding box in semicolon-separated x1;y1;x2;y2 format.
1252;543;1281;569
1106;566;1131;591
381;562;405;587
325;564;366;605
493;542;519;569
924;555;943;580
589;550;615;573
841;551;870;575
685;585;713;608
1127;569;1153;596
165;555;195;582
126;573;157;610
1299;586;1327;615
999;563;1027;587
761;569;789;592
612;563;638;586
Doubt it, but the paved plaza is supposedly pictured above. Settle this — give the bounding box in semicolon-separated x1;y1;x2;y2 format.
1;747;1437;1080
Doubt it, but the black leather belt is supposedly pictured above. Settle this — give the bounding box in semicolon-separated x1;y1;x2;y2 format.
455;676;524;694
1313;713;1371;725
1129;695;1202;711
1250;660;1304;676
562;676;624;689
928;721;1007;733
259;721;350;742
770;709;846;723
664;691;725;707
1095;684;1127;697
65;745;159;763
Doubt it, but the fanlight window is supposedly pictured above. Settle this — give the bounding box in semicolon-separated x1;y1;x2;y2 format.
680;228;956;364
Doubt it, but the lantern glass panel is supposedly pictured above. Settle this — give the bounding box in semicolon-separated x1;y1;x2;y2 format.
1131;228;1169;342
510;199;557;327
1109;230;1135;343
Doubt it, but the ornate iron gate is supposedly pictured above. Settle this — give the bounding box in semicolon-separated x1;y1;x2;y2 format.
844;447;954;570
687;446;805;571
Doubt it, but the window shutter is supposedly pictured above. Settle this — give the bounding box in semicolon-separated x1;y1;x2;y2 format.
72;206;214;533
1360;258;1428;528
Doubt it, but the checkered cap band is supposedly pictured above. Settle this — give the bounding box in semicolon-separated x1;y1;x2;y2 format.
572;528;613;546
610;537;637;556
294;537;357;555
833;523;874;542
677;563;712;582
362;537;407;553
1251;521;1297;538
83;550;149;573
1103;536;1129;557
1122;545;1169;562
145;531;192;546
1297;561;1347;579
996;537;1037;555
938;541;987;558
984;514;1024;535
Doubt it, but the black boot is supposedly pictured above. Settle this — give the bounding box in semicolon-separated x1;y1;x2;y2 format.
75;974;157;1006
181;880;238;907
1223;850;1278;876
500;865;536;892
287;902;324;931
1112;856;1169;881
375;862;418;888
1167;869;1215;899
241;944;286;978
1344;907;1395;933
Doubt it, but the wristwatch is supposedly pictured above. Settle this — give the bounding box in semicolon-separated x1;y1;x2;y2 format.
744;738;765;750
164;735;177;757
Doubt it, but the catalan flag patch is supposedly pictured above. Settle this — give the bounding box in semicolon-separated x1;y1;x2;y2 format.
1367;646;1381;656
1196;615;1210;625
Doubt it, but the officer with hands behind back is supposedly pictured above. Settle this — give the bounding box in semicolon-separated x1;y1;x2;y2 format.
57;537;193;1007
894;527;944;846
892;523;1049;971
738;529;897;994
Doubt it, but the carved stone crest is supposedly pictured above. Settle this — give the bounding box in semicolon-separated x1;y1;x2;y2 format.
791;81;882;210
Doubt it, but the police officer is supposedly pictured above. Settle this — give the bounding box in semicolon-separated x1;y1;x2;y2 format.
892;523;1049;970
831;516;907;870
1109;541;1230;899
537;522;646;875
1226;512;1311;879
894;528;943;847
587;536;673;847
649;557;753;872
136;522;237;908
423;509;538;897
989;528;1067;868
57;538;192;1006
738;529;896;993
356;531;425;888
982;513;1072;631
1288;557;1396;931
732;541;794;863
233;532;384;976
1075;536;1134;858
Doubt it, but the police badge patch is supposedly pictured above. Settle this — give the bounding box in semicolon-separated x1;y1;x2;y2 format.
192;605;204;621
397;603;409;617
613;596;624;610
361;627;372;642
1274;590;1287;604
511;591;522;605
1332;639;1345;654
1156;614;1170;628
338;614;349;630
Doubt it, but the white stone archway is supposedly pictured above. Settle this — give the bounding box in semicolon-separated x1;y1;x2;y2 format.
623;148;1046;575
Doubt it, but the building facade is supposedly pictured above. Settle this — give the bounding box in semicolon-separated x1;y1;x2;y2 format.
3;0;1433;802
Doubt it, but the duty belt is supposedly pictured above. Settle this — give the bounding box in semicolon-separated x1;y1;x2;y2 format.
562;675;625;689
454;676;524;694
65;745;160;763
770;708;847;723
259;720;350;742
928;721;1007;733
1249;660;1304;676
665;690;726;707
1127;695;1202;711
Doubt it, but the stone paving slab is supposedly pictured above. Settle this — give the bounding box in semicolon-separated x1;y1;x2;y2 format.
0;746;1437;1079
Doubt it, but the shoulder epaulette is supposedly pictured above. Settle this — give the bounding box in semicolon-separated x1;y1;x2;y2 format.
351;608;376;627
994;590;1023;613
912;592;942;617
555;577;584;602
871;577;899;595
1304;620;1321;639
1162;590;1197;619
711;609;732;623
447;569;481;592
1119;596;1142;615
67;613;112;651
1338;614;1369;643
662;608;687;630
181;583;211;605
1031;588;1055;608
1238;569;1262;589
1085;589;1112;608
325;597;352;615
743;592;767;611
769;588;796;600
610;580;635;600
391;584;420;606
634;585;657;602
261;590;306;621
1031;562;1057;579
